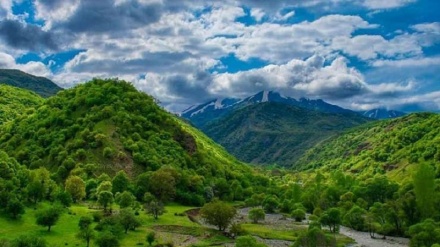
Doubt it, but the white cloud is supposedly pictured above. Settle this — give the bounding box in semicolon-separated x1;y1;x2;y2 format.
363;0;415;9
250;8;265;22
0;52;52;77
372;56;440;67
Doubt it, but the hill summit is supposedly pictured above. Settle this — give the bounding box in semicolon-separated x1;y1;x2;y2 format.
0;69;62;97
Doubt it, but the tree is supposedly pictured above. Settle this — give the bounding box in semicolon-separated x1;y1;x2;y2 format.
200;200;236;231
76;226;95;247
35;206;62;232
145;200;164;220
262;196;279;213
6;197;25;219
291;209;306;222
235;236;267;247
413;163;435;219
408;219;440;247
112;171;130;194
320;208;341;233
248;208;265;223
11;235;47;247
119;209;141;233
343;206;366;231
65;176;86;202
115;191;135;208
146;232;155;246
98;191;114;212
149;170;175;202
78;216;93;229
95;231;119;247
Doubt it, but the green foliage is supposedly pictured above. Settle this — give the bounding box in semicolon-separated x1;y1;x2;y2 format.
262;196;279;213
248;208;265;223
97;191;114;212
35;206;62;232
293;227;336;247
5;197;25;219
145;200;164;220
200;200;237;231
413;163;436;219
119;209;141;233
235;235;267;247
343;206;366;231
201;102;370;166
95;231;120;247
320;208;341;233
65;175;86;202
146;231;155;246
291;208;306;222
11;235;47;247
115;191;135;208
297;113;440;179
408;219;440;247
0;84;43;125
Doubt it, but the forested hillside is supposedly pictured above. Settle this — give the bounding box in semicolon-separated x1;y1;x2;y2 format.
202;102;370;166
0;85;44;125
0;69;62;97
296;113;440;179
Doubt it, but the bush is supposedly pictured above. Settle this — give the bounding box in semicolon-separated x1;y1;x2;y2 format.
291;209;306;222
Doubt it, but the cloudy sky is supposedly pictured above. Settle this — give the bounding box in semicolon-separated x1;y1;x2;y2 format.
0;0;439;112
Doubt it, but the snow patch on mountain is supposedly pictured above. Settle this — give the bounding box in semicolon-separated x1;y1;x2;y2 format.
262;90;269;102
190;102;215;117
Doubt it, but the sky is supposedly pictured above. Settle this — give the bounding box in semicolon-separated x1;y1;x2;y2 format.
0;0;439;112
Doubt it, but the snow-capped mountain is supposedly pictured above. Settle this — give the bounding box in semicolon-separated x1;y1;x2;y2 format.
360;108;406;119
181;90;355;128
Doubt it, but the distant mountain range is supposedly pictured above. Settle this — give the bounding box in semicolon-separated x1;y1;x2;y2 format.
360;108;406;119
0;69;62;97
181;91;376;166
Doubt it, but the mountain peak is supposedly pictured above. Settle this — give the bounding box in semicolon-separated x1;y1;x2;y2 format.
0;69;62;97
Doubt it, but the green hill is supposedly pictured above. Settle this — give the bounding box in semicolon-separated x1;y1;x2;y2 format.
296;112;440;180
0;79;250;181
201;102;371;166
0;84;44;125
0;69;62;97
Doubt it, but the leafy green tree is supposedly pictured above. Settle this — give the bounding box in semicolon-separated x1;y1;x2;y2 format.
145;200;164;220
76;226;95;247
413;163;436;219
369;202;393;238
115;191;135;208
112;171;130;194
292;209;306;222
235;236;267;247
6;197;25;219
408;219;440;247
248;208;265;223
200;200;236;231
11;235;47;247
320;208;341;233
98;191;114;212
56;190;73;207
35;206;62;232
293;227;336;247
149;170;175;202
262;196;279;213
65;175;86;202
95;231;119;247
78;216;93;229
343;206;366;231
119;209;141;233
146;232;155;246
97;181;112;194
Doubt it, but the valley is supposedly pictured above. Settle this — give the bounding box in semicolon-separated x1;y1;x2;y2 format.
0;76;439;247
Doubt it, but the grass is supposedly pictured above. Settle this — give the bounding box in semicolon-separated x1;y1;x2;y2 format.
241;223;299;241
0;203;202;247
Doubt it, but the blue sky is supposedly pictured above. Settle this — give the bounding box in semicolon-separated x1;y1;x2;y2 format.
0;0;439;112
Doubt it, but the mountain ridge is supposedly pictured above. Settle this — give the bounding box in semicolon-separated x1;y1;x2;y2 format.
0;69;62;97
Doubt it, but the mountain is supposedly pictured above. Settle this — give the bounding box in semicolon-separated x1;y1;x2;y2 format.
0;79;250;181
0;84;43;125
0;69;62;97
201;102;371;166
181;90;354;128
361;108;406;119
296;112;440;180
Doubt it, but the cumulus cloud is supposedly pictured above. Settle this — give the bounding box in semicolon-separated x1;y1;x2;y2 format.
0;52;52;77
0;19;59;51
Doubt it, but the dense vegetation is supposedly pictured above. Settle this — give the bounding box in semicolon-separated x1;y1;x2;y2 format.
0;69;62;97
296;113;440;180
0;77;439;246
0;84;44;125
202;102;370;166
